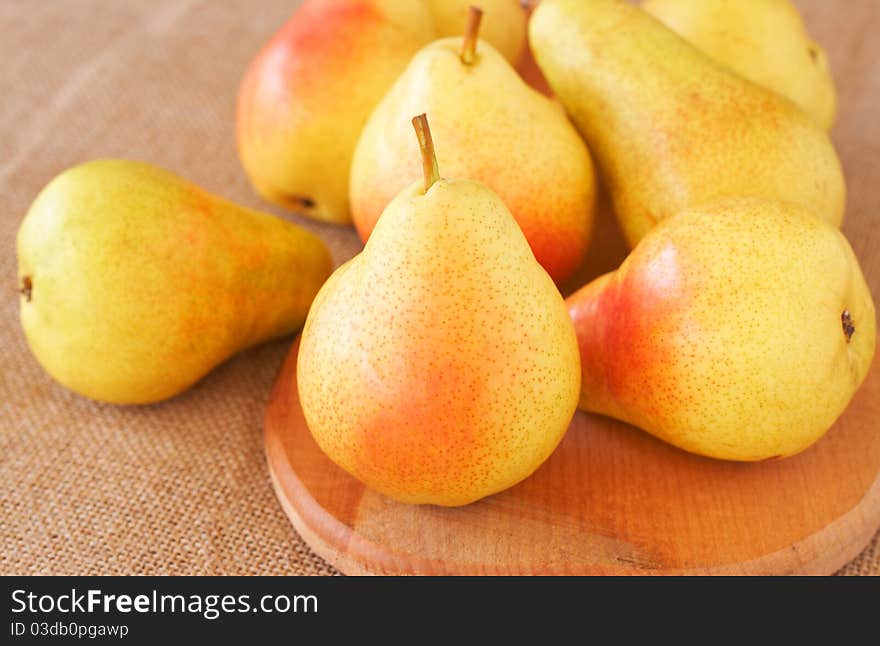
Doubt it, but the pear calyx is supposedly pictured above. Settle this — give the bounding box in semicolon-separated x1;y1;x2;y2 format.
280;194;316;209
461;6;484;65
842;310;855;343
412;113;440;192
19;276;32;302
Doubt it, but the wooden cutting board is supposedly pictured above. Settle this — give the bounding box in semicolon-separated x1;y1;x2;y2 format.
265;342;880;575
264;0;880;574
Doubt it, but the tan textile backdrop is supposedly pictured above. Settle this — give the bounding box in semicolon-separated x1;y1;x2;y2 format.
1;0;877;575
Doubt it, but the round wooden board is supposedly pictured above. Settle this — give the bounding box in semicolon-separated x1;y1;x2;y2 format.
265;338;880;575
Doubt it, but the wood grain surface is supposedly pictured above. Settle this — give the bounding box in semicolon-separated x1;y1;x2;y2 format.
266;340;880;575
263;0;880;575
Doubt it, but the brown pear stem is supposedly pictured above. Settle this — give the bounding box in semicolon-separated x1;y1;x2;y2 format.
412;114;440;193
460;6;483;65
19;276;32;302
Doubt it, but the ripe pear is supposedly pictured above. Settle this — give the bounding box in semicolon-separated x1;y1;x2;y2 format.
425;0;526;64
298;116;580;506
350;9;596;283
566;197;876;461
236;0;434;225
642;0;836;130
17;160;332;405
529;0;846;248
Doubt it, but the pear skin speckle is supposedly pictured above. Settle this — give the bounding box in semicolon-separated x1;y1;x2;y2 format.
350;37;596;284
17;159;332;404
567;197;876;461
642;0;837;130
299;179;581;506
530;0;845;248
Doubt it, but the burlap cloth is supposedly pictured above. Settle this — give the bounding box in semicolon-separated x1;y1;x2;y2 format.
1;0;877;575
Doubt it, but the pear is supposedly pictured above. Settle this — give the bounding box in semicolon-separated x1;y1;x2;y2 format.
425;0;527;65
236;0;434;225
298;115;580;506
566;197;876;461
643;0;836;130
350;8;596;283
529;0;846;248
17;160;332;405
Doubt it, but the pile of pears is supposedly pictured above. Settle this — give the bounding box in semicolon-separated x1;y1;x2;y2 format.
17;0;876;508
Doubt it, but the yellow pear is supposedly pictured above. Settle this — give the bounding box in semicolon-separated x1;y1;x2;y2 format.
566;197;876;461
643;0;836;130
425;0;527;64
236;0;434;224
298;116;580;506
350;8;596;284
529;0;846;248
17;160;332;405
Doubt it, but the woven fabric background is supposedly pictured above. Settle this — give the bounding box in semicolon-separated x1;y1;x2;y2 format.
1;0;877;575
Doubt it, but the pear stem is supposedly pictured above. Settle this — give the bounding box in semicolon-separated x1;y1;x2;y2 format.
412;114;440;193
19;276;32;302
460;6;483;65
